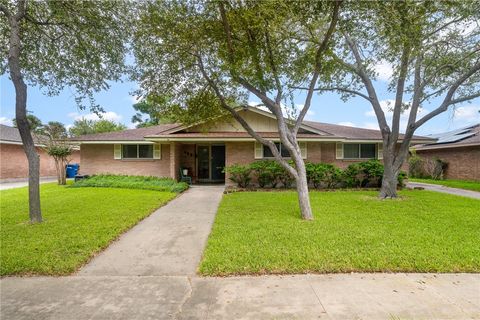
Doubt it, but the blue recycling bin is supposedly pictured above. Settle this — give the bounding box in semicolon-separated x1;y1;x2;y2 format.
66;163;80;178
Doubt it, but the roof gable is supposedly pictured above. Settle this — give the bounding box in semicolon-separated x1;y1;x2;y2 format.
167;107;330;136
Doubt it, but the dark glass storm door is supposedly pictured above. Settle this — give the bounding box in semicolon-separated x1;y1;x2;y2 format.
211;145;225;181
197;145;225;182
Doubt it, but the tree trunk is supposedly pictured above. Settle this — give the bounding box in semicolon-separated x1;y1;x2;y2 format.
293;157;313;220
8;12;43;223
379;157;399;199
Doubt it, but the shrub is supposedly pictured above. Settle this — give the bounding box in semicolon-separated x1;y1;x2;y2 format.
307;163;342;189
398;171;407;188
250;160;280;188
342;163;363;188
408;151;447;180
224;164;252;188
71;174;188;192
358;160;384;187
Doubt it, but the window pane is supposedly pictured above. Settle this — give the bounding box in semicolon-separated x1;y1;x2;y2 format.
360;144;376;158
280;144;290;157
263;142;280;158
139;145;153;158
122;145;137;158
344;144;359;158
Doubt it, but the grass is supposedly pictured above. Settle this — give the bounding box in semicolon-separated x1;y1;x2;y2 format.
71;174;189;193
0;183;176;276
409;178;480;192
199;190;480;275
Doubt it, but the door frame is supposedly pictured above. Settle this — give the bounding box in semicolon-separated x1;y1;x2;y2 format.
196;143;225;183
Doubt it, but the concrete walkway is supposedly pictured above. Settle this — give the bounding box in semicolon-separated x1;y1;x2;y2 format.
407;181;480;199
0;177;58;190
1;185;479;319
80;186;225;276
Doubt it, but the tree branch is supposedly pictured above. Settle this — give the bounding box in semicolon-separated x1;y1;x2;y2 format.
294;0;342;135
292;86;372;102
414;61;480;129
343;33;390;136
391;45;411;143
196;55;297;177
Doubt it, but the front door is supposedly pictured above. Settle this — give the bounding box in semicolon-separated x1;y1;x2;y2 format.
211;145;225;181
197;145;225;182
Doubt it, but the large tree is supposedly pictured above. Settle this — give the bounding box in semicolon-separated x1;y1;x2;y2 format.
68;118;127;137
1;0;130;222
317;1;480;198
133;0;342;220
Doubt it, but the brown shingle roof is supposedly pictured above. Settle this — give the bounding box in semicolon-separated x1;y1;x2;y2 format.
414;124;479;150
0;124;45;145
69;123;181;141
304;121;431;141
150;132;331;139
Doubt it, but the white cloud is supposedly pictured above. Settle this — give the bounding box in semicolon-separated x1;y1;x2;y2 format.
363;122;380;130
453;105;480;123
337;121;355;127
68;111;123;122
0;117;13;126
374;60;394;82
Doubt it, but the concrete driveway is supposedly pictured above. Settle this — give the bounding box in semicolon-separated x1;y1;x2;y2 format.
0;177;58;190
1;185;479;319
407;181;480;199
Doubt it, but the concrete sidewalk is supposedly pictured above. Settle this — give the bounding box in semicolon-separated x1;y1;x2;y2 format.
1;273;479;319
79;186;224;276
407;181;480;199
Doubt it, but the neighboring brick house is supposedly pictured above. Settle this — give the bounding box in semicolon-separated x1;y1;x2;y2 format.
0;124;80;181
71;107;432;184
412;124;480;181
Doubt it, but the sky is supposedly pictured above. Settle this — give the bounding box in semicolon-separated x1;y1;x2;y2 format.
1;66;479;136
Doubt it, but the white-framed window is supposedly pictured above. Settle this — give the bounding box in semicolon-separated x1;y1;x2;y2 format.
114;144;161;160
254;141;307;159
343;143;376;159
263;142;290;158
122;144;154;159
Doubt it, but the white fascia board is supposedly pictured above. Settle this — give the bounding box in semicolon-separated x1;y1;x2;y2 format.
77;140;155;145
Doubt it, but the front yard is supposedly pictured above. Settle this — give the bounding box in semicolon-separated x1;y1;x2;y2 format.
409;178;480;192
199;190;480;275
0;183;176;276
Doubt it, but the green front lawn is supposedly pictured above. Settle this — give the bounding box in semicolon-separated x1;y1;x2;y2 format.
0;183;176;276
199;190;480;275
409;178;480;192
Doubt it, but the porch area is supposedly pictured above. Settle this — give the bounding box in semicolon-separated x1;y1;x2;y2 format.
170;142;226;184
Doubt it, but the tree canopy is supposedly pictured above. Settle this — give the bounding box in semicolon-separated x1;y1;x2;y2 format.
68;118;127;136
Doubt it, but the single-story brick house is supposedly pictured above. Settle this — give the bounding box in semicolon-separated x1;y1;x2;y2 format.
71;107;432;184
412;124;480;181
0;124;80;181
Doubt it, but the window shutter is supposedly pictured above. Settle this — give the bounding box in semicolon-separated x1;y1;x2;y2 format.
254;142;263;159
153;144;161;159
114;144;122;159
335;143;344;159
377;143;383;160
299;142;307;159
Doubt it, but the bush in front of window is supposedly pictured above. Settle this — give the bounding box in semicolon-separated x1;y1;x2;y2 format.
250;160;282;188
224;164;252;188
306;163;342;189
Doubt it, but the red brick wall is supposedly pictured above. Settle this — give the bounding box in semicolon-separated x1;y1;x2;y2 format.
179;144;196;181
0;143;80;180
79;144;171;178
416;146;480;181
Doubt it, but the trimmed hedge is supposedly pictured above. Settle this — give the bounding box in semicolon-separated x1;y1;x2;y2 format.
225;160;406;189
70;174;189;193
